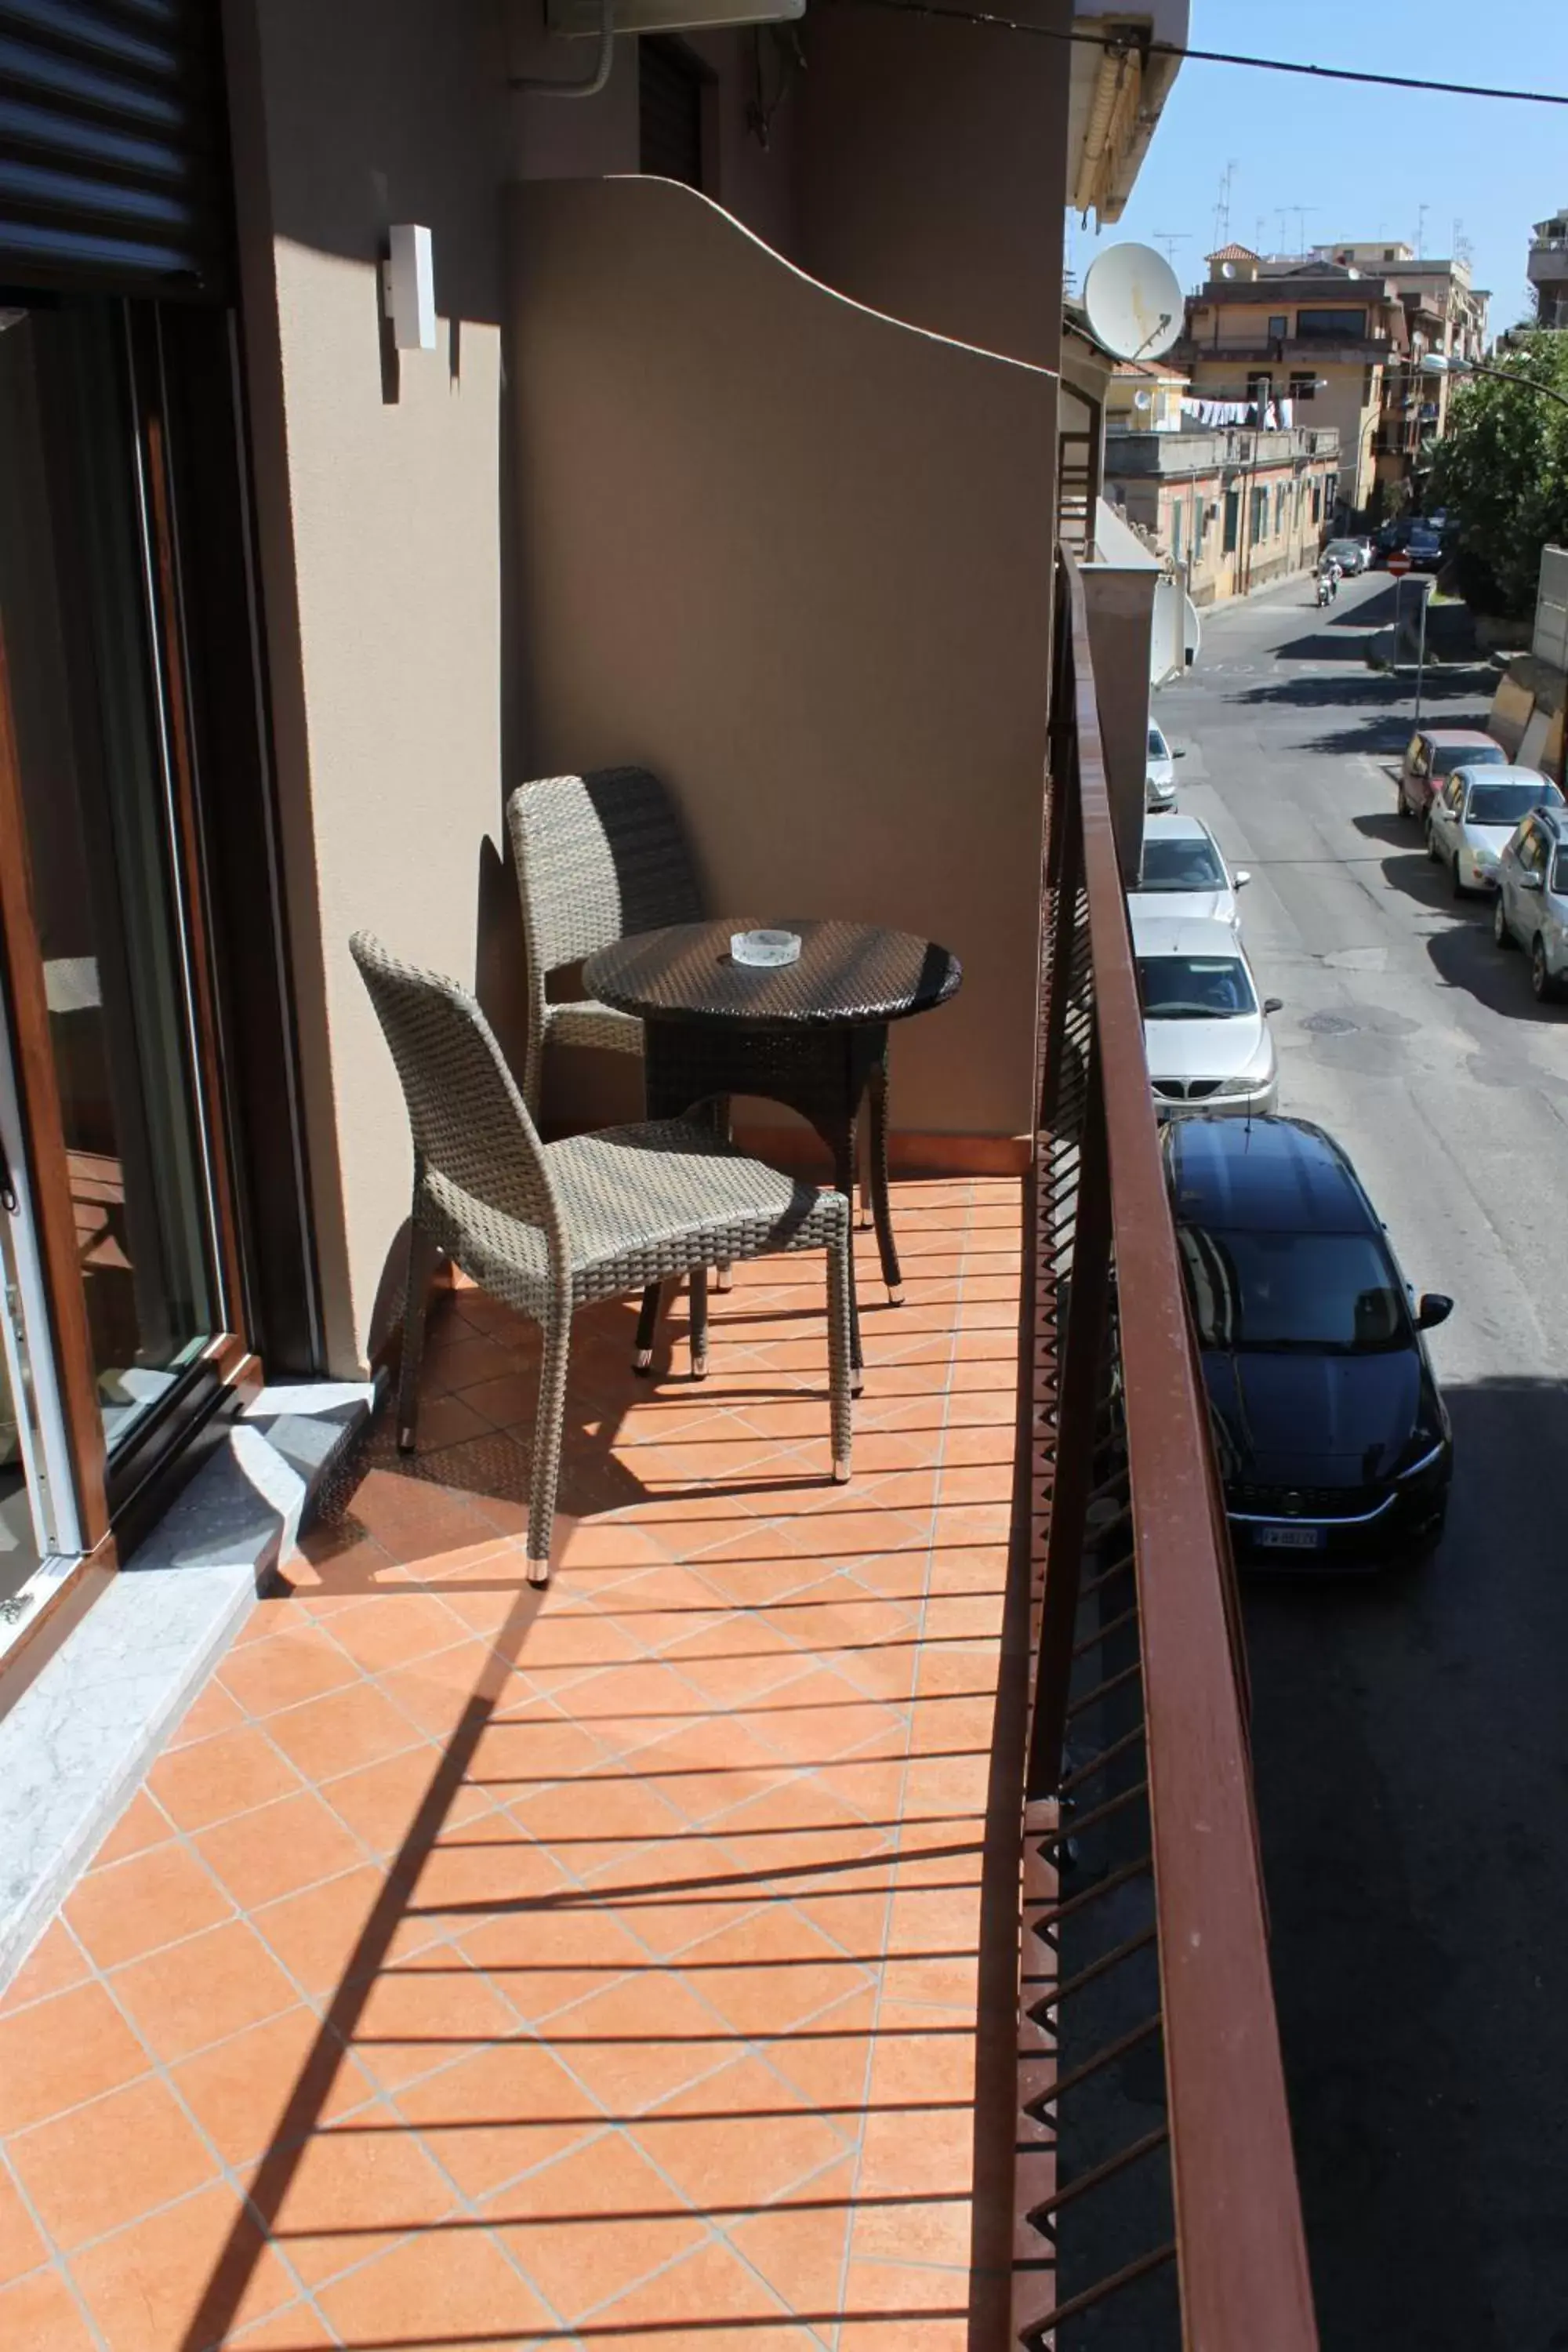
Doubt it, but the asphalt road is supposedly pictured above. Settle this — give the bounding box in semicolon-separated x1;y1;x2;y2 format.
1152;571;1568;2352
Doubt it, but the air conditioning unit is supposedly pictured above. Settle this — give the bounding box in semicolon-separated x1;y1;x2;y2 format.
547;0;802;31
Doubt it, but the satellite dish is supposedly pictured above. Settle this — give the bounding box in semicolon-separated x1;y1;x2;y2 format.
1083;244;1185;362
1134;390;1153;412
1221;261;1237;279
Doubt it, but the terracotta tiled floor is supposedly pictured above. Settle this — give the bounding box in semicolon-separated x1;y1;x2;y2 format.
0;1180;1023;2350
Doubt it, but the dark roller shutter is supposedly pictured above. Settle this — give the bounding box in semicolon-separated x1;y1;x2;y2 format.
0;0;227;298
639;36;703;191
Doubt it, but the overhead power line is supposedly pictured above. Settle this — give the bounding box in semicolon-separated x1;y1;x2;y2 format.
825;0;1568;110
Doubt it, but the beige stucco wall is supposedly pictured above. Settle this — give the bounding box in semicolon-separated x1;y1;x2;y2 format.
223;0;514;1375
510;175;1055;1149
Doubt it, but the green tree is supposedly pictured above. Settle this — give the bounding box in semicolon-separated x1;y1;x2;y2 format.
1425;332;1568;615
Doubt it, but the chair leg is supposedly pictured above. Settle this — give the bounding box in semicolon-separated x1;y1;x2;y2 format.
633;1279;664;1374
826;1222;854;1483
689;1267;710;1380
867;1058;904;1305
526;1308;572;1586
714;1098;733;1290
397;1219;440;1452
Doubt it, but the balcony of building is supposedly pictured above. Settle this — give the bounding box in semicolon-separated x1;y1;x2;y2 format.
0;549;1316;2350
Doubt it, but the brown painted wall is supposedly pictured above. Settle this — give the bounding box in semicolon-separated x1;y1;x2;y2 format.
509;176;1055;1149
793;0;1071;373
509;11;800;260
223;0;1068;1372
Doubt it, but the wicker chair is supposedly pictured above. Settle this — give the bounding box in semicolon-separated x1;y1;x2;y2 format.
506;764;895;1348
351;932;855;1584
506;768;704;1117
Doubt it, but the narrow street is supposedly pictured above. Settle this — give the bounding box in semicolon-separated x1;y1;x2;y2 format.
1156;572;1568;2351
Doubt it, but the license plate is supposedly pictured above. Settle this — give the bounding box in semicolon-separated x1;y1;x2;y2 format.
1256;1524;1323;1552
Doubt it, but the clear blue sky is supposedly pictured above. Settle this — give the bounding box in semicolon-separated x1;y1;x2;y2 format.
1069;0;1568;337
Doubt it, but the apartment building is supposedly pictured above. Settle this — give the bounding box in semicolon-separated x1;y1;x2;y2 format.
1104;419;1340;604
1314;241;1489;495
1178;244;1418;515
1529;205;1568;328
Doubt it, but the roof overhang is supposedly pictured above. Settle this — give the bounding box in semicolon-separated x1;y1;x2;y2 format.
1067;0;1189;223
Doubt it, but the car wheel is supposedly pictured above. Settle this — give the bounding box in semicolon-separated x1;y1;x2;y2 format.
1532;936;1563;1003
1494;893;1516;949
1425;822;1440;865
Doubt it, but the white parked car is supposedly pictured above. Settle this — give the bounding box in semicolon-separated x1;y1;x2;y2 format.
1492;800;1568;1002
1131;909;1281;1116
1145;720;1181;811
1133;814;1251;931
1425;764;1563;896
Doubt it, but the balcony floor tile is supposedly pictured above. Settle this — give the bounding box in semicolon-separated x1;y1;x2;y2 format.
0;1178;1022;2347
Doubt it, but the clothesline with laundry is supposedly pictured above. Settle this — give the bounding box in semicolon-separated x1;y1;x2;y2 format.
1180;396;1297;430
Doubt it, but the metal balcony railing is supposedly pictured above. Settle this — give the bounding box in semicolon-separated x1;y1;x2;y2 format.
1008;549;1319;2349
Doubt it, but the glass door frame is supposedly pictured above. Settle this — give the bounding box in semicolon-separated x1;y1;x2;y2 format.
0;294;258;1662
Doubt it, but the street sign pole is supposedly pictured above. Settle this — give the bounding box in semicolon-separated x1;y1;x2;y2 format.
1385;546;1414;690
1414;579;1432;733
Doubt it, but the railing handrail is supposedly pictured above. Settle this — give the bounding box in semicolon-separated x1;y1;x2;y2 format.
1022;550;1319;2348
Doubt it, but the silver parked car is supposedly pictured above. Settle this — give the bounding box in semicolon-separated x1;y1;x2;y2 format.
1493;799;1568;1002
1323;536;1372;575
1145;720;1180;811
1133;813;1251;931
1426;764;1562;896
1132;908;1281;1116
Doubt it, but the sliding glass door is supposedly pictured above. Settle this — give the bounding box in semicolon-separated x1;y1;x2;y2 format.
0;293;245;1630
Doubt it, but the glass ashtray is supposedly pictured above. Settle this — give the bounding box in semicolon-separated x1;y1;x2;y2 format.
731;929;801;967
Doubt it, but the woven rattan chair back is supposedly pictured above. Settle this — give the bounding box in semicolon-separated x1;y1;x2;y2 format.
350;931;559;1240
506;767;704;1110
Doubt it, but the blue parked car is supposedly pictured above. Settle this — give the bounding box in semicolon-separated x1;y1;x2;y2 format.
1164;1116;1454;1568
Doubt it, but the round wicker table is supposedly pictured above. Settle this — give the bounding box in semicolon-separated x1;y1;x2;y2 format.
583;918;962;1370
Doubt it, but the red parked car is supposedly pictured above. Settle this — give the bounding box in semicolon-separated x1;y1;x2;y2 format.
1396;727;1507;822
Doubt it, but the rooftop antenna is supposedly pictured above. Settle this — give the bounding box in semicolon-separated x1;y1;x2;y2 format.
1153;230;1189;270
1212;158;1236;252
1293;205;1317;254
1416;201;1428;259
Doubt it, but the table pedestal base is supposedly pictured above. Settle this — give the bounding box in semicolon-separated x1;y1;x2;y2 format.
634;1022;902;1377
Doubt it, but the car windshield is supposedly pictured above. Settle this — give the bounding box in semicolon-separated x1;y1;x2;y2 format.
1139;839;1228;892
1432;742;1503;776
1148;727;1168;760
1178;1226;1407;1353
1468;781;1559;826
1554;850;1568;895
1138;955;1255;1018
